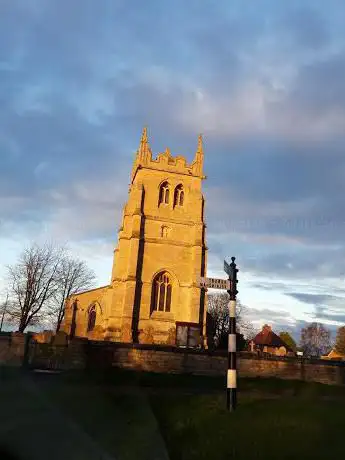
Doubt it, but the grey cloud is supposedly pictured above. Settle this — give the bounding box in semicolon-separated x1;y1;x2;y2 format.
2;177;128;242
2;0;345;307
194;38;345;249
287;293;343;306
204;138;345;249
243;249;345;280
285;293;345;327
243;307;299;338
251;282;295;292
207;233;345;281
314;311;345;324
275;4;330;51
246;306;294;322
289;53;345;114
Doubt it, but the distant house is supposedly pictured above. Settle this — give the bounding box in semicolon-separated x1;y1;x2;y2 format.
248;324;295;357
321;349;345;361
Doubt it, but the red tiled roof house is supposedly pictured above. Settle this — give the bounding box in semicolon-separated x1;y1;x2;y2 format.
249;324;295;357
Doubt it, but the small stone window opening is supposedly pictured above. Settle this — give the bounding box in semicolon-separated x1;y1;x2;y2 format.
161;225;169;238
174;184;184;207
159;182;170;205
151;272;172;313
87;305;96;332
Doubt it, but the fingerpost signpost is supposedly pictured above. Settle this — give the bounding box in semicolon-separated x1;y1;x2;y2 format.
198;257;239;411
224;256;239;411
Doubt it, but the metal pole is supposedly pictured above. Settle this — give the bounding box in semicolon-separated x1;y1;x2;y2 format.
226;257;238;411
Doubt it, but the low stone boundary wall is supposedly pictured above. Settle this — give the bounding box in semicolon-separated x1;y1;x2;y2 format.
91;342;345;386
0;332;27;367
1;332;345;386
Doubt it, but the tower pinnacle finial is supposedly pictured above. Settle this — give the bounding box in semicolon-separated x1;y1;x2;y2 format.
141;126;148;144
197;133;203;155
192;133;204;176
131;127;152;182
137;126;152;163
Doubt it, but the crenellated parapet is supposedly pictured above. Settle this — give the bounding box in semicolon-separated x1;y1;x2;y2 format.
131;128;205;182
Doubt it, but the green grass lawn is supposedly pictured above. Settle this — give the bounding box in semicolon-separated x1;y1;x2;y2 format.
151;393;345;460
1;368;345;460
145;373;345;460
32;369;345;459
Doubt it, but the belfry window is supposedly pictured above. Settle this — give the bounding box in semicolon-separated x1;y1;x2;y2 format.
87;305;96;332
151;272;172;313
174;184;184;207
159;182;170;205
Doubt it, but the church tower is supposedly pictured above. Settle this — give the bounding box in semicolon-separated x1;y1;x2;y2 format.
108;128;208;345
62;128;208;347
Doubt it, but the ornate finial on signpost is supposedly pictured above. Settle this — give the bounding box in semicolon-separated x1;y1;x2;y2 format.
228;257;238;301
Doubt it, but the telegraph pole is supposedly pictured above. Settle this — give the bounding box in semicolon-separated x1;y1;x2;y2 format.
224;256;238;411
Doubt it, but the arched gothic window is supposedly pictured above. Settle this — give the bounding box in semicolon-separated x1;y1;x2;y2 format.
151;272;172;313
174;184;184;207
159;182;170;205
87;305;96;332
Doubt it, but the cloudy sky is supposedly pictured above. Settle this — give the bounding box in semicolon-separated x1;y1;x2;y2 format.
1;0;345;339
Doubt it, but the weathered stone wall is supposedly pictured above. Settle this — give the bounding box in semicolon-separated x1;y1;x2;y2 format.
1;333;345;386
0;332;27;367
90;342;345;386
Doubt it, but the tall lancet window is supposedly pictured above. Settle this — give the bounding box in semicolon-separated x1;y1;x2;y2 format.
87;304;96;332
174;184;184;207
159;182;170;205
151;272;172;313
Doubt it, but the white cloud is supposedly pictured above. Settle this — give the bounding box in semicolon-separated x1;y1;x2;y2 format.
174;77;345;142
43;178;127;241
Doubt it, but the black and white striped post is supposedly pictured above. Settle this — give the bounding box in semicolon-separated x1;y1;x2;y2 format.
225;256;238;411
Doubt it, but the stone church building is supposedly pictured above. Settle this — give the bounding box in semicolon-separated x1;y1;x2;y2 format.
62;128;208;347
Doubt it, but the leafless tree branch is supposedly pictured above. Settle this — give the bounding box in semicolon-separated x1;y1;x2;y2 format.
207;292;256;347
5;243;95;333
300;322;331;357
6;243;62;332
48;254;95;332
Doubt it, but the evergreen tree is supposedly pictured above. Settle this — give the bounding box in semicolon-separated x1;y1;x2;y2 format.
279;331;297;351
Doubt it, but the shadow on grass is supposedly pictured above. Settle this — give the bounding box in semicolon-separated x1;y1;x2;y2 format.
0;447;21;460
27;366;345;401
2;366;345;460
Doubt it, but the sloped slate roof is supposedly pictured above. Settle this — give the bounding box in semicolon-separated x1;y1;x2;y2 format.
253;326;294;352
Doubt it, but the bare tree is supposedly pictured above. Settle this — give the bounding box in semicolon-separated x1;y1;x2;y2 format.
207;293;229;345
300;322;331;358
6;243;62;332
50;255;96;332
207;292;255;347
